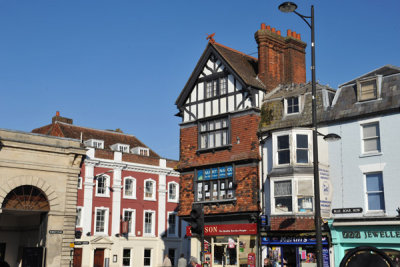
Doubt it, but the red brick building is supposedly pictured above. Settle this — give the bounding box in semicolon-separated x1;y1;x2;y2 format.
175;24;306;266
33;113;188;267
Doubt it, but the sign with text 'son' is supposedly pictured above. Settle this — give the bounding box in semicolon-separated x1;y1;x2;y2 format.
332;207;363;214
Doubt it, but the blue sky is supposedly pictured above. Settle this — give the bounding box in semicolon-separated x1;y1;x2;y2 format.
0;0;399;160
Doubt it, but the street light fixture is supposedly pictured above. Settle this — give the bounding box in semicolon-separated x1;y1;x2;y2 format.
278;2;324;267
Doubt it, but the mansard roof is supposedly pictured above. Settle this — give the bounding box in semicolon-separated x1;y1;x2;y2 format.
175;41;265;108
327;65;400;122
32;119;160;158
259;82;336;132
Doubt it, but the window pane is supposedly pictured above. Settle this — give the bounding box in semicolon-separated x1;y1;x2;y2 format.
274;181;291;196
275;196;292;212
208;133;215;148
297;135;308;148
298;197;313;212
363;124;378;138
169;184;176;200
200;134;207;148
222;131;227;145
366;173;383;191
215;120;222;129
278;151;290;164
215;131;222;147
296;150;308;163
368;193;385;210
278;135;289;149
125;179;133;196
364;139;379;152
123;249;131;266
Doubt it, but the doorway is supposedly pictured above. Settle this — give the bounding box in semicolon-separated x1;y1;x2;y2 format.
214;244;237;267
73;248;83;267
22;247;44;267
93;249;105;267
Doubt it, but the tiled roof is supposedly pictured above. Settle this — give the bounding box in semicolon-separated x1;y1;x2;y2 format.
32;121;160;158
212;42;265;89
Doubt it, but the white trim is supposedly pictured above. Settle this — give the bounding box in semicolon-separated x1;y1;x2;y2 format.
94;207;109;236
123;176;137;199
359;163;386;173
143;210;156;237
143;248;153;267
143;178;156;201
167;181;179;203
76;206;83;228
283;95;302;116
95;174;110;197
167;211;178;238
363;172;386;214
77;177;82;189
122;208;136;236
359;118;381;155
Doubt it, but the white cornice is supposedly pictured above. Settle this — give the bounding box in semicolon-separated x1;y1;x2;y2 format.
84;158;180;177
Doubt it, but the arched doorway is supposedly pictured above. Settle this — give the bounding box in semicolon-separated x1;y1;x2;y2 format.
0;185;50;267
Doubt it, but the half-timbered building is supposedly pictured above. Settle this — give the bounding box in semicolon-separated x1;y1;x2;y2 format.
33;112;188;267
175;24;307;267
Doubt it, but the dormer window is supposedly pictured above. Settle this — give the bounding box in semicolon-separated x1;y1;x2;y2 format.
111;143;130;153
131;147;149;156
357;75;382;102
285;96;300;115
84;139;104;149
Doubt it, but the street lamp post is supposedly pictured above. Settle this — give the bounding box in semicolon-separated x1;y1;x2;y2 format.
278;2;323;267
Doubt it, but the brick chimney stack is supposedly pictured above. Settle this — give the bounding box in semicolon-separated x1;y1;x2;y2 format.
255;23;306;92
52;111;73;124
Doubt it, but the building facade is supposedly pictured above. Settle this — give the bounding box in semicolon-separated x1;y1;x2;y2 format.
175;23;307;267
0;128;85;267
33;113;188;267
258;82;336;267
326;65;400;266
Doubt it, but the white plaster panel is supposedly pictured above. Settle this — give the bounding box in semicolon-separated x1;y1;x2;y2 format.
228;95;235;112
198;103;204;119
205;101;211;117
236;94;243;110
228;75;235;93
191;86;197;103
220;98;227;113
198;82;204;101
212;99;219;116
183;110;189;123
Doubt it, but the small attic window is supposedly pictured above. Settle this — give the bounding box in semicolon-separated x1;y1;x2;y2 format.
357;75;382;102
284;96;300;115
131;147;149;156
84;139;104;149
111;143;130;153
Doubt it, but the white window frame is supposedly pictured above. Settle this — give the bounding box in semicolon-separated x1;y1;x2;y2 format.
84;139;104;149
272;130;312;167
359;118;381;155
167;212;178;237
143;179;156;201
95;174;110;197
143;210;156;237
123;176;137;199
364;172;386;214
76;206;83;227
167;182;179;203
357;75;382;102
143;248;152;267
94;207;109;235
77;177;82;189
270;177;314;215
284;96;301;115
123;208;136;236
122;248;132;267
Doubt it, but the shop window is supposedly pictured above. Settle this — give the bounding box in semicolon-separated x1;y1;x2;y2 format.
195;165;235;202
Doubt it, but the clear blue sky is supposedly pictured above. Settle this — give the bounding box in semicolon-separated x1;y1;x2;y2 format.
0;0;399;160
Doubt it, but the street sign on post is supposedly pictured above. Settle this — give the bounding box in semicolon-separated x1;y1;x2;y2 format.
332;208;363;214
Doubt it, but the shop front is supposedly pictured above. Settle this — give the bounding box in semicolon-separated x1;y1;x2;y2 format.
188;223;258;267
329;218;400;267
261;235;331;267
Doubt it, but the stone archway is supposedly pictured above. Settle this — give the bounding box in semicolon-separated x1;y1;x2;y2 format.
2;185;50;211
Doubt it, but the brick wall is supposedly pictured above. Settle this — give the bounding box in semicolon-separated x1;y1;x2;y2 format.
178;164;260;217
270;216;315;231
178;113;260;170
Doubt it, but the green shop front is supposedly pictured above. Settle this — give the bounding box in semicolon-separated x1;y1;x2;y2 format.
329;218;400;267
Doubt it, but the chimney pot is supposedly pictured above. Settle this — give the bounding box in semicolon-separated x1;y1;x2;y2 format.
56;111;60;116
261;23;266;29
277;30;281;35
292;31;296;38
297;33;301;39
272;28;276;33
287;29;292;37
266;25;271;30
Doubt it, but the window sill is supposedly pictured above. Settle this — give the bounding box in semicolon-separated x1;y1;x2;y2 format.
195;198;236;205
167;199;179;203
95;194;110;198
359;152;383;158
143;198;157;202
196;145;232;155
123;196;137;200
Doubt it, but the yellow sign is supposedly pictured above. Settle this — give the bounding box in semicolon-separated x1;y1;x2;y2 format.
69;243;75;248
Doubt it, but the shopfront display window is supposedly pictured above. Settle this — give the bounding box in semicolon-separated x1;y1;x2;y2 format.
195;166;235;202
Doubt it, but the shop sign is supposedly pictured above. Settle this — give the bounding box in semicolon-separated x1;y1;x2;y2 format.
342;230;400;240
49;230;63;234
186;223;257;236
319;167;333;219
332;208;363;214
247;252;256;267
261;236;329;245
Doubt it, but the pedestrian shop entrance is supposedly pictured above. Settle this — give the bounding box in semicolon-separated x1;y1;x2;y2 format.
0;185;49;267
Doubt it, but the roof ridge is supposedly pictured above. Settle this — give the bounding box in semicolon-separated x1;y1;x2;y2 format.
213;42;258;61
55;121;138;138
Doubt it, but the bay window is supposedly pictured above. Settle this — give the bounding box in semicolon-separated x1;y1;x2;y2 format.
274;130;311;166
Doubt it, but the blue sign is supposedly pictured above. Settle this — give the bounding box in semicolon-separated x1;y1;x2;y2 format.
227;166;233;177
260;215;267;227
204;169;211;180
211;168;218;179
323;248;330;267
219;167;226;178
197;170;203;181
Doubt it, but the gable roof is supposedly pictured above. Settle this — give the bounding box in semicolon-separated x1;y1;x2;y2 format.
32;120;160;158
175;42;265;108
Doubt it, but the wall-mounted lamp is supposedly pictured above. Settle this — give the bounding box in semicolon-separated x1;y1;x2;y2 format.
236;137;240;144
